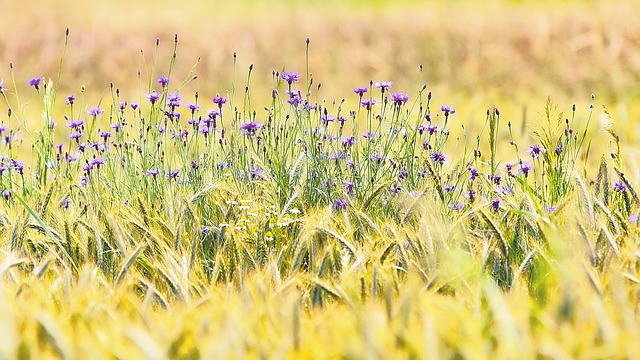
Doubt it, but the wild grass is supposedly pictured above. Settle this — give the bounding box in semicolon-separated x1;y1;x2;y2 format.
1;27;640;359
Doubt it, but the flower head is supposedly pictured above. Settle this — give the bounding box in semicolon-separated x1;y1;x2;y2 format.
429;151;447;165
157;76;170;87
450;203;464;211
87;107;104;117
374;81;393;92
212;96;228;106
321;113;335;125
0;79;7;94
360;98;377;110
333;198;348;210
28;77;42;89
517;161;534;177
166;93;182;108
440;105;456;116
490;197;501;213
390;92;409;106
240;121;263;136
614;180;627;193
185;102;201;112
353;87;369;96
145;91;162;104
527;144;546;159
281;71;301;84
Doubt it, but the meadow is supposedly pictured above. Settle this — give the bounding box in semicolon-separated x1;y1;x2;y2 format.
1;0;640;358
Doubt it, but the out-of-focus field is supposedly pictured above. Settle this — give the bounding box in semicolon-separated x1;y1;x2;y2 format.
4;0;640;102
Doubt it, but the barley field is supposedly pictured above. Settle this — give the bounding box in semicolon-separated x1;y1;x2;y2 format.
1;0;640;359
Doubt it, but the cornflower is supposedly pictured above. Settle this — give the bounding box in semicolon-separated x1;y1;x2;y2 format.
281;71;301;84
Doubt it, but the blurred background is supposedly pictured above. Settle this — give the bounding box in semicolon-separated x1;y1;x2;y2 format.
2;0;640;140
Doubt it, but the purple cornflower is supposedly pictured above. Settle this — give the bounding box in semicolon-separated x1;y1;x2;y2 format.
398;169;409;181
185;103;201;112
240;121;263;136
517;161;534;177
118;101;127;111
429;151;447;165
65;94;76;105
467;189;476;201
131;102;139;111
333;198;348;210
69;132;83;142
444;184;455;192
99;131;112;141
0;79;7;94
66;119;85;129
422;142;432;150
166;93;182;108
440;105;456;116
207;108;221;119
2;189;11;200
505;163;514;175
342;136;355;149
87;107;104;117
527;144;546;159
374;81;393;92
338;116;347;125
157;76;170;88
628;215;638;224
353;87;369;96
145;91;162;104
613;180;627;193
286;90;303;106
469;167;479;181
544;206;557;214
199;124;210;137
321;114;335;125
0;124;6;135
166;169;180;180
362;132;378;140
212;96;228;106
28;77;42;90
146;168;162;179
427;125;439;135
281;71;301;84
10;160;24;174
61;197;71;210
370;153;385;163
450;203;464;211
490;198;501;213
360;99;377;110
344;180;355;196
111;123;123;132
498;186;514;196
248;167;265;180
91;157;105;168
390;92;409;106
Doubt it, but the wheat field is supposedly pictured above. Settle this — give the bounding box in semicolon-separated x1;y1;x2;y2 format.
1;0;640;359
